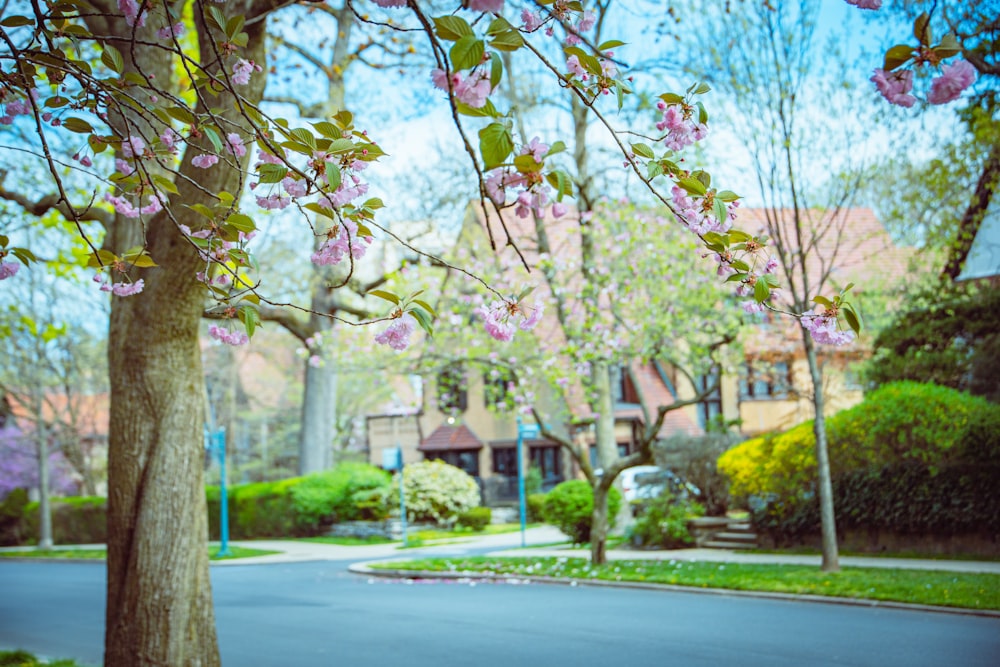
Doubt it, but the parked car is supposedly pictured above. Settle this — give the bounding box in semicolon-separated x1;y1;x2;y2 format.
621;466;700;505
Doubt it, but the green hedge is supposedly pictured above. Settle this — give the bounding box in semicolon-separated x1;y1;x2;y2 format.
719;382;1000;501
457;507;492;531
3;462;395;545
751;463;1000;544
542;480;621;544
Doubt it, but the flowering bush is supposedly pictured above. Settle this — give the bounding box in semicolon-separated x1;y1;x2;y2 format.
542;480;621;544
395;460;481;525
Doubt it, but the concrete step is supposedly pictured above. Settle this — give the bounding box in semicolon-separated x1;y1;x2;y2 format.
714;531;758;543
704;540;758;550
726;522;753;532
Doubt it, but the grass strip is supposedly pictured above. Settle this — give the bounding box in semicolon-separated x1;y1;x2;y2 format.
370;556;1000;611
298;535;396;546
0;546;279;561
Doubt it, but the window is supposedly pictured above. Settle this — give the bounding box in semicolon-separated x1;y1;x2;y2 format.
611;364;639;404
437;364;467;414
492;447;518;476
427;449;480;477
696;366;722;430
530;445;562;482
739;360;791;400
483;367;514;411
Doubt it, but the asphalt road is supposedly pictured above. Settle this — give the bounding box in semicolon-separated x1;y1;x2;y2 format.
1;560;999;667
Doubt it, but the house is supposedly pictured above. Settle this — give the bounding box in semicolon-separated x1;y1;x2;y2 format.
366;202;905;502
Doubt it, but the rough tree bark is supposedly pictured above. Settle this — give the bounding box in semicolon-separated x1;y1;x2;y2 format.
88;6;270;665
802;333;839;573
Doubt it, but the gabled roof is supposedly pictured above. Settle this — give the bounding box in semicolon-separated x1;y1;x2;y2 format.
418;422;484;452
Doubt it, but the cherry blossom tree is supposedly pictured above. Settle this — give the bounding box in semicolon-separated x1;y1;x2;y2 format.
0;0;926;662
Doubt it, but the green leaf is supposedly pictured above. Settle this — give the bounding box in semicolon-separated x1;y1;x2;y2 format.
256;163;288;184
412;299;437;318
450;35;485;71
290;128;317;150
545;170;573;198
692;82;711;95
717;190;740;203
456;99;500;118
479;122;513;170
151;174;178;195
490;52;504;89
203;127;224;154
486;16;514;35
434;15;473;41
728;230;751;243
227;213;256;233
225;14;245;40
630;142;655;160
304;203;336;220
186;204;216;220
713;199;728;228
913;12;931;46
1;15;34;27
88;135;108;154
514;153;543;173
677;177;707;196
362;197;385;211
326;162;342;192
312;121;341;139
883;44;914;71
101;44;123;74
545;141;566;157
812;295;834;307
238;304;260;338
62;117;94;134
597;39;626;51
490;30;524;52
369;289;400;305
409;307;434;337
206;5;226;32
11;248;36;264
842;305;862;334
754;279;770;303
167;106;196;125
934;33;961;59
87;249;118;268
659;92;684;105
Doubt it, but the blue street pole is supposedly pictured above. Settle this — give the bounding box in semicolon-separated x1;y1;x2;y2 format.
517;417;526;548
397;447;408;548
216;428;231;558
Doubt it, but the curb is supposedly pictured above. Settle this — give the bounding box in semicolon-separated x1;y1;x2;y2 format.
348;561;1000;619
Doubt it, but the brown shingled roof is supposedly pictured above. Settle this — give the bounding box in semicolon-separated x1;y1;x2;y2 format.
418;423;484;452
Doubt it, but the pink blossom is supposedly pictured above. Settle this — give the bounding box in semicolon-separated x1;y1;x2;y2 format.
522;136;549;162
105;193;139;218
801;310;855;346
121;135;145;158
117;0;147;27
282;177;307;198
156;21;184;40
0;261;20;280
741;300;766;314
477;298;541;342
521;9;542;31
373;0;406;6
552;202;568;218
116;158;135;176
928;59;977;105
431;68;460;91
845;0;881;8
208;324;249;346
139;195;163;216
226;133;247;157
232;59;262;86
160;128;181;151
256;149;285;165
80;156;93;167
577;10;597;32
310;220;372;266
468;0;503;12
5;98;31;117
256;194;290;210
455;74;492;108
308;355;322;368
870;68;915;107
192;154;219;168
112;279;144;296
567;55;588;79
374;314;417;351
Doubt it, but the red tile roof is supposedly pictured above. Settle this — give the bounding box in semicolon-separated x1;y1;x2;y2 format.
418;422;484;452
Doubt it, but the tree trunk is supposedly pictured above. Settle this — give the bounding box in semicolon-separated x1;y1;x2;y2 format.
96;8;268;664
589;361;616;565
590;482;610;565
803;331;840;572
34;392;53;550
298;357;335;474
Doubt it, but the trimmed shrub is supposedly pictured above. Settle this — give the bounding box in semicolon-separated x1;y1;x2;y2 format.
542;480;621;544
719;382;1000;503
396;460;480;525
229;478;301;538
628;493;704;549
0;488;30;546
18;496;107;545
456;506;492;531
290;462;392;531
526;493;547;523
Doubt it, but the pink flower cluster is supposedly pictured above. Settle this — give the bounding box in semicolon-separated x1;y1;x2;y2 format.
801;309;855;346
208;324;249;346
477;299;543;342
374;314;417;351
0;89;38;124
232;59;262;86
156;22;184;40
564;9;596;46
928;59;977;105
670;186;736;236
117;0;147;27
310;219;372;267
870;68;915;108
467;0;503;12
372;0;406;7
657;102;707;152
0;261;20;280
431;69;492;109
105;193;163;219
93;273;145;297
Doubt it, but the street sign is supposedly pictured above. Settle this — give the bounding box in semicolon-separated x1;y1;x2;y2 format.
519;423;541;439
382;447;402;471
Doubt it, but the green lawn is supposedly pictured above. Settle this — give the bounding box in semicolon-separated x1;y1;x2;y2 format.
370;556;1000;611
298;535;396;546
0;545;279;561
